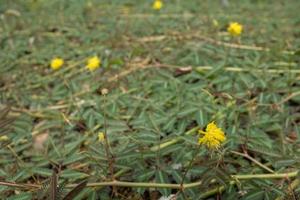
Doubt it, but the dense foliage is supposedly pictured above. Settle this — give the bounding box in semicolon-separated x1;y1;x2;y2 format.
1;0;300;199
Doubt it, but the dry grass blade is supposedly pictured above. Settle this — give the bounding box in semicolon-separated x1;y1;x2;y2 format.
0;128;12;136
0;118;15;130
0;107;14;140
0;106;10;119
62;180;88;200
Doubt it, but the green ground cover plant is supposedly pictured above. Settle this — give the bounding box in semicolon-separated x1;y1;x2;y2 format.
0;0;300;199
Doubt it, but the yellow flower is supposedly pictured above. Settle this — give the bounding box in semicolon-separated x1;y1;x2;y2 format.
212;19;219;27
152;0;163;10
98;132;105;142
0;135;9;141
227;22;243;36
198;121;226;149
50;58;64;70
86;56;101;71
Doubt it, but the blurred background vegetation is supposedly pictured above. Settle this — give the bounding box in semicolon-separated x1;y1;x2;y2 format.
0;0;300;199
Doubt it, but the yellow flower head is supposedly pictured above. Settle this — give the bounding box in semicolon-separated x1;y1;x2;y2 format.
198;121;226;149
86;56;101;71
152;0;163;10
227;22;243;36
0;135;9;141
212;19;219;27
50;58;64;70
98;132;105;142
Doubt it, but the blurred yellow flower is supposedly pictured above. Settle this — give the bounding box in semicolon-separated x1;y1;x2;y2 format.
50;58;64;70
212;19;219;27
152;0;163;10
0;135;9;141
86;56;101;71
198;121;226;149
227;22;243;36
98;132;105;142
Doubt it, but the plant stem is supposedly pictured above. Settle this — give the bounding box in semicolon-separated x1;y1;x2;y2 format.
195;66;300;74
199;170;299;199
277;91;300;105
230;150;275;173
150;126;199;151
233;171;298;179
102;93;115;181
1;170;298;190
199;184;227;199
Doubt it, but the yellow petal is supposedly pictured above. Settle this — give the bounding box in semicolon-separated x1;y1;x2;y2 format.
98;132;105;142
86;56;101;71
152;0;163;10
50;58;64;70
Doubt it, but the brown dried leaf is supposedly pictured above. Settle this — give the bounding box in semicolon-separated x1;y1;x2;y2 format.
33;133;49;151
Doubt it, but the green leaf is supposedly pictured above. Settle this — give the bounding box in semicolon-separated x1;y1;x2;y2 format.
60;169;89;179
244;190;265;200
195;110;207;127
155;170;171;197
7;193;32;200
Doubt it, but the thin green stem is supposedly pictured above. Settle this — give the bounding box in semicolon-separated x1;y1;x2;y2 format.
199;184;227;199
102;93;115;181
230;150;275;173
72;180;203;189
1;169;298;193
150;127;199;151
277;91;300;105
233;171;298;179
176;145;201;197
199;171;299;199
195;66;300;74
1;170;298;190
